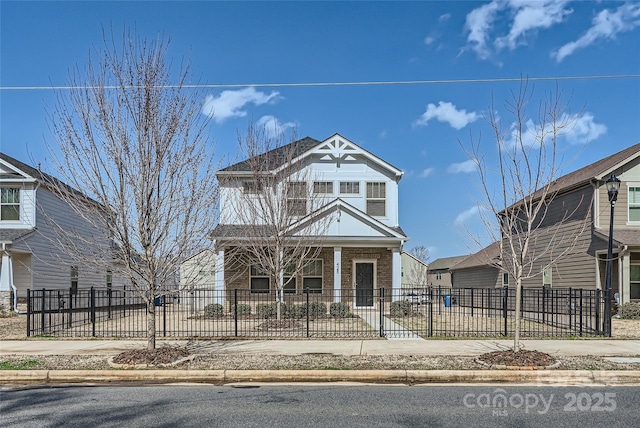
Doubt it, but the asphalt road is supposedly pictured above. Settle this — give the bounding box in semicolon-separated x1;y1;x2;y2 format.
2;384;639;427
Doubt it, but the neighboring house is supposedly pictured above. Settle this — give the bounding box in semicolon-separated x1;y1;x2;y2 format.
449;143;640;304
401;251;429;288
211;134;408;308
427;255;469;287
0;153;115;307
449;243;502;288
179;249;220;313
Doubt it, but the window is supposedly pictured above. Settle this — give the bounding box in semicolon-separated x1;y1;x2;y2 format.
629;187;640;222
502;272;509;286
106;270;113;288
631;260;640;300
543;267;552;287
313;181;333;194
250;265;269;293
436;272;442;280
71;266;79;294
366;182;386;216
303;260;323;293
242;180;263;194
286;181;307;216
0;188;20;221
283;264;296;294
339;181;359;195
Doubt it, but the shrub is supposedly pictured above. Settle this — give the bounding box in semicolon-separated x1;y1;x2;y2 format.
232;303;252;316
287;304;307;319
256;302;287;318
308;301;327;317
390;301;413;317
203;303;224;318
330;302;351;318
618;302;640;319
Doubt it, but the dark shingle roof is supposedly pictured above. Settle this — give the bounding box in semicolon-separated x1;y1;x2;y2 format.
218;137;322;173
428;255;469;271
0;228;35;242
450;242;500;270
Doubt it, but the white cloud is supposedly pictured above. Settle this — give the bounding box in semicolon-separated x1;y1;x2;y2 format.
439;13;451;22
495;1;572;50
455;205;480;224
424;36;436;45
447;160;477;174
552;2;640;62
503;113;606;148
415;101;479;130
202;87;281;124
465;0;504;60
465;0;572;59
420;168;435;178
256;115;296;139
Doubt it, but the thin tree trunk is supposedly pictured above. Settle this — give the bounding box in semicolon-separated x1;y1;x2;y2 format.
514;278;522;352
147;302;156;350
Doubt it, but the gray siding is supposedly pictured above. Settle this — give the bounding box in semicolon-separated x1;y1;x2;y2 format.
452;266;499;288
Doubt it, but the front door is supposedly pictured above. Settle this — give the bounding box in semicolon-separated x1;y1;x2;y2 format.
355;262;374;307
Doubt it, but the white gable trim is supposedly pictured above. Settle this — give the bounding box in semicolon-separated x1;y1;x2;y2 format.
287;198;407;240
595;150;640;181
0;159;37;183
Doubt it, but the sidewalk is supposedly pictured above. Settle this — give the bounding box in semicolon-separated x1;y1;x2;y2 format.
2;338;639;357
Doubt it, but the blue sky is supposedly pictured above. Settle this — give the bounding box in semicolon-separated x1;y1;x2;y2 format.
1;1;639;260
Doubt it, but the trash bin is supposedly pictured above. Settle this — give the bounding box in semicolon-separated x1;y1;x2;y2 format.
444;295;451;308
154;296;163;306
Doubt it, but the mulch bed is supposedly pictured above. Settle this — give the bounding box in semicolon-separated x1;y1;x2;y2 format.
477;350;556;367
112;347;190;365
255;320;303;330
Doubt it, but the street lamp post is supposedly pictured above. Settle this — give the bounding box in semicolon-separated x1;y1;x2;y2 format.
604;174;620;337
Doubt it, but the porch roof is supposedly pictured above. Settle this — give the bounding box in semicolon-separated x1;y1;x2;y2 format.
594;228;640;247
0;228;35;243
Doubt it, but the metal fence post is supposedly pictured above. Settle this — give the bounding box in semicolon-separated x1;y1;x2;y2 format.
470;287;474;317
41;288;46;335
68;287;73;328
90;287;96;337
379;288;385;337
162;294;167;337
595;288;601;334
568;287;573;334
579;288;583;337
306;288;310;338
234;288;238;337
26;289;31;337
503;286;508;337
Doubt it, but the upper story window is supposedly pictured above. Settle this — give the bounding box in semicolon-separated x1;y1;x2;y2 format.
366;182;386;217
1;187;20;221
629;187;640;222
313;181;333;195
286;181;307;216
242;180;263;194
339;181;360;195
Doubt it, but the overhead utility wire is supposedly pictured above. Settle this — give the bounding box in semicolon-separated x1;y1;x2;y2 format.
1;74;639;91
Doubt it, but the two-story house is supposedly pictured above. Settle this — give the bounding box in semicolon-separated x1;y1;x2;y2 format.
210;134;408;308
0;153;114;309
449;142;640;304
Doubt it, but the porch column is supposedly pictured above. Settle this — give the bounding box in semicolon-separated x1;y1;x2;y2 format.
392;247;401;301
621;252;630;304
0;247;14;310
333;246;341;302
215;249;225;305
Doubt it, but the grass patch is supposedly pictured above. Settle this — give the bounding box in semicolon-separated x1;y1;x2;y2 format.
0;359;40;370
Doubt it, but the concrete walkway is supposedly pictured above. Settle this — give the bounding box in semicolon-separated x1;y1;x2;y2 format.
2;339;639;357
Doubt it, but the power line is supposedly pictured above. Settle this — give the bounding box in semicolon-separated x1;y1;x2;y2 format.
1;74;639;91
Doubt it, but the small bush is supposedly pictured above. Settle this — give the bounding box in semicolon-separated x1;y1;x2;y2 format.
232;303;252;316
618;302;640;319
308;301;327;317
256;302;287;318
330;302;351;318
287;304;307;319
203;303;224;318
390;301;413;317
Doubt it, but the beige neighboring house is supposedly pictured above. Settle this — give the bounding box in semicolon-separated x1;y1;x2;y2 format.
427;255;469;288
449;142;640;304
0;153;116;309
179;249;220;312
401;251;429;288
211;134;408;308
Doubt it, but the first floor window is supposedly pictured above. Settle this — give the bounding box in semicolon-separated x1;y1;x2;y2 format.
435;272;442;280
106;270;113;288
303;260;323;293
630;264;640;300
366;182;386;216
543;267;552;286
250;265;269;293
0;187;20;221
283;264;296;294
502;272;509;286
71;266;79;294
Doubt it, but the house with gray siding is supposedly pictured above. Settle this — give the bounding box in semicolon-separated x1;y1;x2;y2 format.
211;134;408;309
450;142;640;304
0;153;116;307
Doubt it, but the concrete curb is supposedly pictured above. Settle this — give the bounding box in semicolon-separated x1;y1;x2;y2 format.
2;370;640;385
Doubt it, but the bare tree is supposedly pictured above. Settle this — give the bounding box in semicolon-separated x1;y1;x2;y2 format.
47;29;218;350
217;124;333;320
405;245;430;287
464;82;590;351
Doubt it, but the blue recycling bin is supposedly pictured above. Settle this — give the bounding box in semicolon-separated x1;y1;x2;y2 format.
154;296;163;307
444;295;451;307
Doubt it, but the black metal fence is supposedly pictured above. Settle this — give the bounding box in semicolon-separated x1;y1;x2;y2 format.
26;286;605;338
